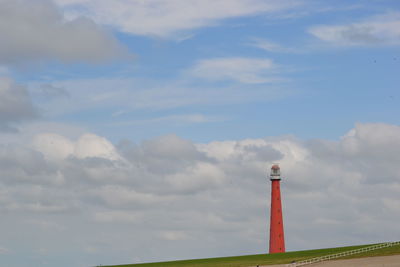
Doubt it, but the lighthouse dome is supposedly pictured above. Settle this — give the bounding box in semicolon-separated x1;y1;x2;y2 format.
271;164;280;170
270;164;281;180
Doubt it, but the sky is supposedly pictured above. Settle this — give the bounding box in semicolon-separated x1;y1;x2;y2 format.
0;0;400;266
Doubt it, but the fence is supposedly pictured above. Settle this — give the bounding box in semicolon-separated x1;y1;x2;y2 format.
286;241;400;267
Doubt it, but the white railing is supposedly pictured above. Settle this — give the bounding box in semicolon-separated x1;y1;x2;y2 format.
286;241;400;267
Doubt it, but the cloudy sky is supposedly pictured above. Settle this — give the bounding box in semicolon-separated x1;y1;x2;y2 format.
1;0;400;266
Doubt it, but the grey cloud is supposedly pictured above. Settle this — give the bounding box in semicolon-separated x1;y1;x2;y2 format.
0;145;48;179
308;13;400;46
305;123;400;185
0;246;10;255
0;77;38;132
37;84;70;99
118;135;212;176
1;123;400;267
339;25;382;44
0;0;128;65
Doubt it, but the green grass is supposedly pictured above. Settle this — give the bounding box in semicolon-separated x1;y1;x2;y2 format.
103;243;400;267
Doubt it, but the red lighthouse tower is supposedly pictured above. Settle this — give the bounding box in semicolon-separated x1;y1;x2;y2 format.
269;164;285;254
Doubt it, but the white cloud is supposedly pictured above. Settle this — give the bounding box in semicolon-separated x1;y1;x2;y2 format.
27;77;290;119
190;57;279;84
108;113;222;126
2;123;400;266
309;12;400;46
0;0;127;65
250;38;298;53
32;133;74;161
32;133;123;161
166;162;226;193
56;0;301;38
74;134;122;161
160;231;188;241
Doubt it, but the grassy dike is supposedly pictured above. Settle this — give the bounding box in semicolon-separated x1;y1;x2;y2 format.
101;242;400;267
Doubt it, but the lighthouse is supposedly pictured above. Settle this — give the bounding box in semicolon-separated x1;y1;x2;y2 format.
269;164;285;253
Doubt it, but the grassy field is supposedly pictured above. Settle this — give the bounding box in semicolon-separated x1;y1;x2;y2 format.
103;243;400;267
